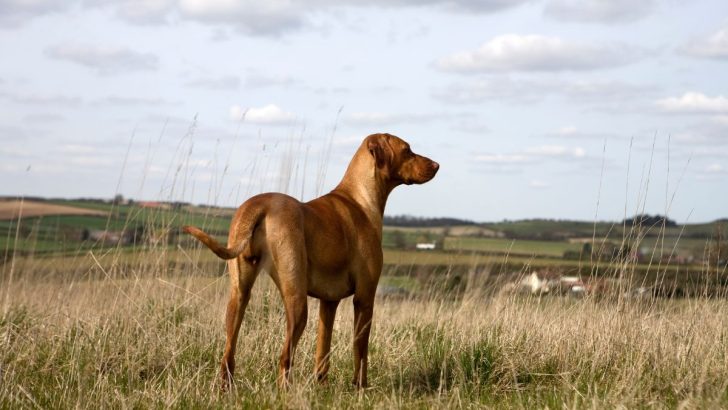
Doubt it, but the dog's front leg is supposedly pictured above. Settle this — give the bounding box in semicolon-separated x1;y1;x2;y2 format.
315;299;340;383
352;294;374;388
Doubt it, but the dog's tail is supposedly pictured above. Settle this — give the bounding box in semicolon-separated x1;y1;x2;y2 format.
182;226;246;260
183;206;265;260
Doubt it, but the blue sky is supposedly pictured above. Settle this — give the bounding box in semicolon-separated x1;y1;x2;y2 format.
1;0;727;223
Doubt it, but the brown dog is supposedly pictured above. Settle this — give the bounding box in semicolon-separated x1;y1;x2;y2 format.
183;133;438;389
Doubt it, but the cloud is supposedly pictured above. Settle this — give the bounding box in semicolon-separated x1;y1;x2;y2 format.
185;75;241;90
679;25;728;60
705;163;724;173
116;0;529;36
433;77;656;105
178;0;305;36
82;0;175;24
544;0;657;24
544;125;619;140
696;162;728;181
435;34;644;73
110;0;175;24
0;91;83;106
59;144;97;154
560;79;658;102
432;77;549;104
452;118;490;134
230;104;297;125
347;112;411;126
529;179;550;188
441;0;530;13
0;0;68;27
473;153;530;164
245;72;296;88
656;92;728;115
526;145;586;158
474;144;587;170
345;111;444;127
45;44;159;74
97;96;180;106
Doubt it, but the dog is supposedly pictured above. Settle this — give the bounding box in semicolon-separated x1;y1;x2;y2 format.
183;133;438;389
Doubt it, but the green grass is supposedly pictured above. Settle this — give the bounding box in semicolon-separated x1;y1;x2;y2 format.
443;236;581;257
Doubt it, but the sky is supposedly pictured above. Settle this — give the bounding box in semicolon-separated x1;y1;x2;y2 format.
1;0;727;223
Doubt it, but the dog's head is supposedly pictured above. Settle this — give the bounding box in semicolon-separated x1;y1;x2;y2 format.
366;133;439;186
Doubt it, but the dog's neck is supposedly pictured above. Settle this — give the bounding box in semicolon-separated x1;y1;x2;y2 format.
333;145;393;228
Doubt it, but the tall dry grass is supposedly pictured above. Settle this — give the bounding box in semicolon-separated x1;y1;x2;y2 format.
2;257;728;408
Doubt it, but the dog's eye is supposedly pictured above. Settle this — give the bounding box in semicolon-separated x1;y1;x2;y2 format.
404;147;412;155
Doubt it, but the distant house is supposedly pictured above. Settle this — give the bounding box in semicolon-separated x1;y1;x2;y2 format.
416;243;436;250
520;271;586;295
87;230;125;245
136;201;172;210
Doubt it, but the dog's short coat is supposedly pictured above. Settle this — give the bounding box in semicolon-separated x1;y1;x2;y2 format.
183;133;438;388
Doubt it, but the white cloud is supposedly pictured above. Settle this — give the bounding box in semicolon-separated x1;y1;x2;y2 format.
345;112;439;127
529;179;550;188
474;154;530;164
544;0;656;24
474;145;587;172
85;0;530;36
544;125;618;140
526;145;586;158
679;25;728;60
656;92;728;115
186;75;241;90
113;0;175;24
705;163;723;173
432;77;548;103
0;91;82;106
436;34;643;73
45;44;158;74
178;0;304;36
0;0;68;27
433;77;655;105
230;104;297;125
245;72;296;88
555;125;578;136
98;96;179;106
59;144;96;154
82;0;175;24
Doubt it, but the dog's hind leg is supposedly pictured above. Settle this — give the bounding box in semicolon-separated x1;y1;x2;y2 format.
220;256;258;389
275;270;308;388
268;232;309;388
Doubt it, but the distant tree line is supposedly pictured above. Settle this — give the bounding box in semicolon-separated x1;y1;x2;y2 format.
383;215;475;227
623;214;676;227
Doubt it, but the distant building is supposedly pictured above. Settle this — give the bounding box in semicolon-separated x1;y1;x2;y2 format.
136;201;172;210
416;243;436;250
520;271;586;295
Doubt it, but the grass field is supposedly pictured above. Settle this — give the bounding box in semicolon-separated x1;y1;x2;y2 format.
3;258;728;408
443;236;582;257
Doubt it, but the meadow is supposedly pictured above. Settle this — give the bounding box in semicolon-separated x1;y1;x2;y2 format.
3;252;728;408
1;197;727;408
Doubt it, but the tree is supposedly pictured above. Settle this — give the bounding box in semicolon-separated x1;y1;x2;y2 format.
112;194;124;205
709;222;728;271
391;230;407;249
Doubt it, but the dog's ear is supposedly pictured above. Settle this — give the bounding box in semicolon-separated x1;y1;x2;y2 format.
367;137;389;168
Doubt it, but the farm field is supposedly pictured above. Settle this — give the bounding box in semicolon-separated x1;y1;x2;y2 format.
0;200;107;220
443;236;581;257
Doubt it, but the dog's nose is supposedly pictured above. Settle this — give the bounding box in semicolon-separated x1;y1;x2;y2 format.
432;162;439;171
